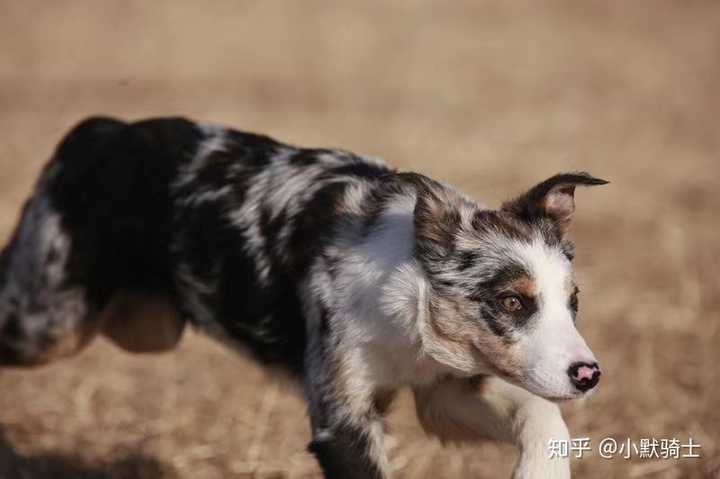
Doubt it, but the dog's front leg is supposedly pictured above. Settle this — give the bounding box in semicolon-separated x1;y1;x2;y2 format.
304;340;391;479
414;376;571;479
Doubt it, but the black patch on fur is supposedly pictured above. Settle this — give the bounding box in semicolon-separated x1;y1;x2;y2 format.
307;422;384;479
473;263;538;334
329;161;393;180
561;239;576;261
0;247;9;289
225;129;283;152
174;185;307;371
1;313;22;340
290;149;324;167
47;116;203;308
352;179;405;236
0;342;22;365
569;286;579;320
457;250;478;271
474;263;529;297
479;303;510;336
286;181;349;273
317;307;330;337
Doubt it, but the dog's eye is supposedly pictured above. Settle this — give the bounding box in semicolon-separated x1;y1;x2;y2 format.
500;295;523;313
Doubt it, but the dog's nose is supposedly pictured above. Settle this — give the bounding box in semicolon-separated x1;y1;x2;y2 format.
568;362;601;392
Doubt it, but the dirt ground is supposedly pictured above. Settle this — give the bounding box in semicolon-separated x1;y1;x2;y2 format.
0;1;718;478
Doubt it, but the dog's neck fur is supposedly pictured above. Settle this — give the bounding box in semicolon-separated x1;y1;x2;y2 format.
331;189;481;388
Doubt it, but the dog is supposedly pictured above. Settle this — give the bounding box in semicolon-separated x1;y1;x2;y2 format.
0;117;606;478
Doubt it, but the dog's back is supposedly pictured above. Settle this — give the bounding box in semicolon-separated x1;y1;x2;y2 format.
167;119;394;370
0;116;393;370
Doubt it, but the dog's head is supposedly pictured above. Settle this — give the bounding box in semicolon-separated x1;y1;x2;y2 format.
412;172;607;400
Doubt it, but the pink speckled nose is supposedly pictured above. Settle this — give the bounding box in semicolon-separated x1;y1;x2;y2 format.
568;362;601;392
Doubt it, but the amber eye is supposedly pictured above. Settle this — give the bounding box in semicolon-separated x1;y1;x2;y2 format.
501;295;523;312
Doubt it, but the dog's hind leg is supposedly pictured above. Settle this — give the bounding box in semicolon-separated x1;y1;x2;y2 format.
413;376;571;479
0;117;127;366
0;194;104;366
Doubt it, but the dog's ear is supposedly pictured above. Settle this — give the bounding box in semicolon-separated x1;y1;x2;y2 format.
413;180;461;260
501;172;608;235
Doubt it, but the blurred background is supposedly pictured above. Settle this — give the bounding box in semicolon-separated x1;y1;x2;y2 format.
0;1;718;478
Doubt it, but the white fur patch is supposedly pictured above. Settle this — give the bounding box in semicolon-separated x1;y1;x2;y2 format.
512;236;597;399
328;192;451;388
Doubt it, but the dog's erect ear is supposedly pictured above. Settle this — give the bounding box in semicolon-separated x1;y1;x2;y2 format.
414;181;461;260
501;172;608;234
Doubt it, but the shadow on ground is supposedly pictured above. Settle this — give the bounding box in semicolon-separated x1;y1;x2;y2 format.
0;428;170;479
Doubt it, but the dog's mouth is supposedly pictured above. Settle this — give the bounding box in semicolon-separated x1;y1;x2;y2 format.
495;369;593;402
520;387;586;402
525;378;600;402
544;392;584;403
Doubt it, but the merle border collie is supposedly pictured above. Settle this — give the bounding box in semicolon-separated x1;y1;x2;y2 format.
0;117;607;478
